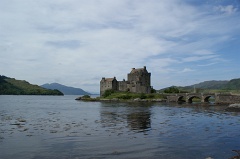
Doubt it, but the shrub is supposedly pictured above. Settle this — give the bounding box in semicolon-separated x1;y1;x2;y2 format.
119;94;131;99
103;89;115;98
82;95;91;98
151;88;156;93
147;94;155;98
164;86;180;93
139;93;147;99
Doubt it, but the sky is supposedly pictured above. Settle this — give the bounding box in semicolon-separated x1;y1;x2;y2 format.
0;0;240;93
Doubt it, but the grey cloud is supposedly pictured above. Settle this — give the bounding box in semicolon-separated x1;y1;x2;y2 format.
182;55;219;63
0;0;240;92
45;40;81;49
197;63;217;67
214;5;238;15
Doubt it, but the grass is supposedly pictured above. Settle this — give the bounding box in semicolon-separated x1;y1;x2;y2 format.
102;91;166;100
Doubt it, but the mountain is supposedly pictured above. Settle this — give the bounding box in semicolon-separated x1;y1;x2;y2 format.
0;75;63;95
41;83;91;95
185;80;229;89
223;78;240;90
186;78;240;90
159;78;240;93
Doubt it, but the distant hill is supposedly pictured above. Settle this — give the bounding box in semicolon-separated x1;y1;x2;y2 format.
159;78;240;93
0;75;63;95
184;80;229;89
186;78;240;90
223;78;240;90
41;83;91;95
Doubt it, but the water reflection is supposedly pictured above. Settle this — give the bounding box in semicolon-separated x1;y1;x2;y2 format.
100;102;152;132
127;111;151;131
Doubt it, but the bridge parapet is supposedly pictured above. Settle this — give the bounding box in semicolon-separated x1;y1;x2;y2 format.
215;94;240;104
166;95;180;102
166;93;240;104
166;93;216;103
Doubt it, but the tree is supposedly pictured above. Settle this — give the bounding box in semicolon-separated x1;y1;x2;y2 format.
151;88;156;93
139;93;147;99
82;95;91;98
164;86;180;93
102;89;115;98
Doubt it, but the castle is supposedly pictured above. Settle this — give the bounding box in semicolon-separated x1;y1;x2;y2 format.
100;66;152;96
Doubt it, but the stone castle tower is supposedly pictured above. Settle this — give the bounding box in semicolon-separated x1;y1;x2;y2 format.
100;66;151;96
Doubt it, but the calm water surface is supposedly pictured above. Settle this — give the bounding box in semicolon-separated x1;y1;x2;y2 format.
0;95;239;159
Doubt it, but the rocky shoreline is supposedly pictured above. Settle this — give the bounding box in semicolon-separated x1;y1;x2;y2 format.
75;96;167;102
225;104;240;112
75;97;240;112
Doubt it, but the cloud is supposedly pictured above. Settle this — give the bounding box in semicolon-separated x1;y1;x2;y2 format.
193;50;215;55
197;63;217;67
0;0;239;92
182;54;219;62
214;5;238;15
180;68;194;73
45;40;81;49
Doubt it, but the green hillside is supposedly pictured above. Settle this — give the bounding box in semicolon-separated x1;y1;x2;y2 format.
159;78;240;94
186;80;228;89
0;75;63;95
223;78;240;90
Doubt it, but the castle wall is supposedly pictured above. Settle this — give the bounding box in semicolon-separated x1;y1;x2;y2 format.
118;81;128;92
100;77;118;96
100;66;152;96
141;72;151;86
127;67;151;94
127;83;136;93
135;83;151;94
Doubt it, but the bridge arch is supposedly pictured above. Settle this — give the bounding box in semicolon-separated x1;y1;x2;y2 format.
166;93;216;103
177;96;185;102
187;96;201;103
202;95;215;103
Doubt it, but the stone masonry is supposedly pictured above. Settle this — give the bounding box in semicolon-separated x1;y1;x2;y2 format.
100;66;152;96
166;93;240;104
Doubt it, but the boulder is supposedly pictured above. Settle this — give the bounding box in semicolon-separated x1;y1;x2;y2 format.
225;104;240;112
75;97;82;100
151;99;165;102
111;98;119;101
133;98;141;101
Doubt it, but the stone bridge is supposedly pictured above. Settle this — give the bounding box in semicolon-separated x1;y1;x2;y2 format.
166;93;240;104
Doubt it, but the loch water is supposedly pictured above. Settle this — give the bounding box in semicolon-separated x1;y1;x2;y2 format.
0;95;239;159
